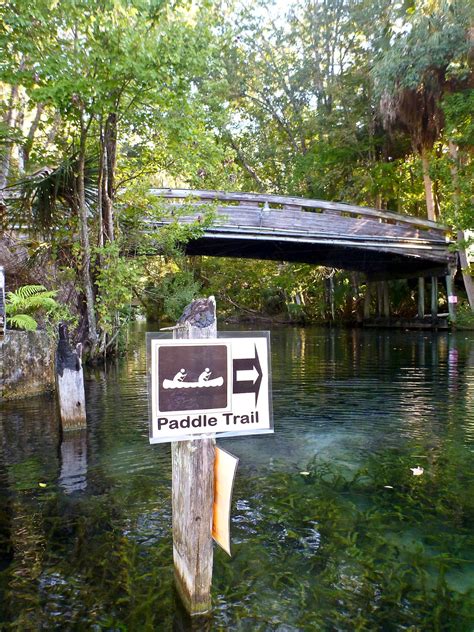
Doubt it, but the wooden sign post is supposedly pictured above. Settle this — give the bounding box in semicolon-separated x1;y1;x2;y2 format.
148;297;273;616
172;297;216;615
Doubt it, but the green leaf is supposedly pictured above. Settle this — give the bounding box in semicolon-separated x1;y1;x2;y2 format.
7;314;38;331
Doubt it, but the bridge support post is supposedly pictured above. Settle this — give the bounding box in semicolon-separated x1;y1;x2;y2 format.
382;281;390;319
431;277;438;320
376;283;383;318
418;278;425;319
363;281;372;320
446;273;457;324
329;275;335;321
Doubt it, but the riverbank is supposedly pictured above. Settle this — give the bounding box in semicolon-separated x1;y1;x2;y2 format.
0;330;54;399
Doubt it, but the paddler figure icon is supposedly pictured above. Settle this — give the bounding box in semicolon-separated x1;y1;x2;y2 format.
163;367;224;390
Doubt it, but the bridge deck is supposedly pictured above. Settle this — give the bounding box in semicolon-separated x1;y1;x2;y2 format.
148;189;455;279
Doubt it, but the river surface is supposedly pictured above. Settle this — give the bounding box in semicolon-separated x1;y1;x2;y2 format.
1;325;473;630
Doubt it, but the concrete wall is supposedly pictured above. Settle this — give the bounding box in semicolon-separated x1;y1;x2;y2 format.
0;330;55;400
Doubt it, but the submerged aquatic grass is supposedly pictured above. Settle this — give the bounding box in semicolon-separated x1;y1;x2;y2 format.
0;326;473;629
214;449;474;630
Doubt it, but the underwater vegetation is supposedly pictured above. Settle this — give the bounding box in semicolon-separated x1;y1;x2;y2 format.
0;447;473;630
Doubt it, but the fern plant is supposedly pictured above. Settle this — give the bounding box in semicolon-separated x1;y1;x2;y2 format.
6;285;60;331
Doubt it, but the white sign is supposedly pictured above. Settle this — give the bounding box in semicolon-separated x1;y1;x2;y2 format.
148;333;273;443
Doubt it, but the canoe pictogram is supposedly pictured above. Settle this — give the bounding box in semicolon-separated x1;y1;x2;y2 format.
163;367;224;390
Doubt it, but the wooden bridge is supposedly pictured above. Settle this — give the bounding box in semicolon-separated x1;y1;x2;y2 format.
148;189;456;280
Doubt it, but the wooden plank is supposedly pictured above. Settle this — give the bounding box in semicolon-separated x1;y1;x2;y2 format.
172;297;216;616
368;265;450;281
212;447;239;556
151;211;447;244
154;203;447;240
149;188;448;231
149;222;451;263
199;228;451;254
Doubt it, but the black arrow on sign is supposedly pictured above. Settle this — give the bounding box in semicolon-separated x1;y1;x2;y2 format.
232;344;263;404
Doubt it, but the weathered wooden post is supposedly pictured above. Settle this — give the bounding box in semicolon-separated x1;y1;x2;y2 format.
446;272;457;324
363;281;372;320
172;297;216;615
382;281;390;319
0;266;5;341
149;297;272;616
431;277;438;320
418;278;425;319
56;323;86;430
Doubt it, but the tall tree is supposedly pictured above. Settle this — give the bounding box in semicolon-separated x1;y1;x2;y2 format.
0;0;227;357
373;0;472;221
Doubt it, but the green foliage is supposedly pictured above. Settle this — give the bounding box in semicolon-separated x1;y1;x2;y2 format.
0;0;472;339
5;284;69;331
155;269;201;323
6;313;38;332
373;1;471;96
94;243;143;338
454;304;474;330
11;154;98;232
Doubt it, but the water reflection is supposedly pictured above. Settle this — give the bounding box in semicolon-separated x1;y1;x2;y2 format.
59;430;88;494
0;325;473;629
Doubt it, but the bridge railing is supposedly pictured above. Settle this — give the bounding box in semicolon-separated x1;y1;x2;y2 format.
149;189;449;238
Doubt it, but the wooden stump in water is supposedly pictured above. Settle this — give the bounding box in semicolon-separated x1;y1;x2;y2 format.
172;296;216;616
56;324;86;430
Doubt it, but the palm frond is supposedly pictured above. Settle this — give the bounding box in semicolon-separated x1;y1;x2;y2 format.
8;153;98;232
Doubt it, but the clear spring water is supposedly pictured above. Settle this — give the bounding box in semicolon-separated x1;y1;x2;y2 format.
0;325;473;630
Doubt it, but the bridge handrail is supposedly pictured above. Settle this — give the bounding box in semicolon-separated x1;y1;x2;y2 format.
149;188;448;234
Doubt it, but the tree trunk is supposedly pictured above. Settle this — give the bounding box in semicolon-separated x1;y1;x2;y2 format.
20;103;44;173
100;112;117;243
0;83;19;190
44;112;61;150
457;232;474;313
76;116;98;354
448;140;474;312
421;148;437;222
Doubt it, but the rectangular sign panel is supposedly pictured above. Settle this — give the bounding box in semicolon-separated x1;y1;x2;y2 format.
212;447;239;556
148;332;273;443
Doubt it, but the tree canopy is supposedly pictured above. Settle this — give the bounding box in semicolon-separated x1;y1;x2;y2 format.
0;0;472;350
